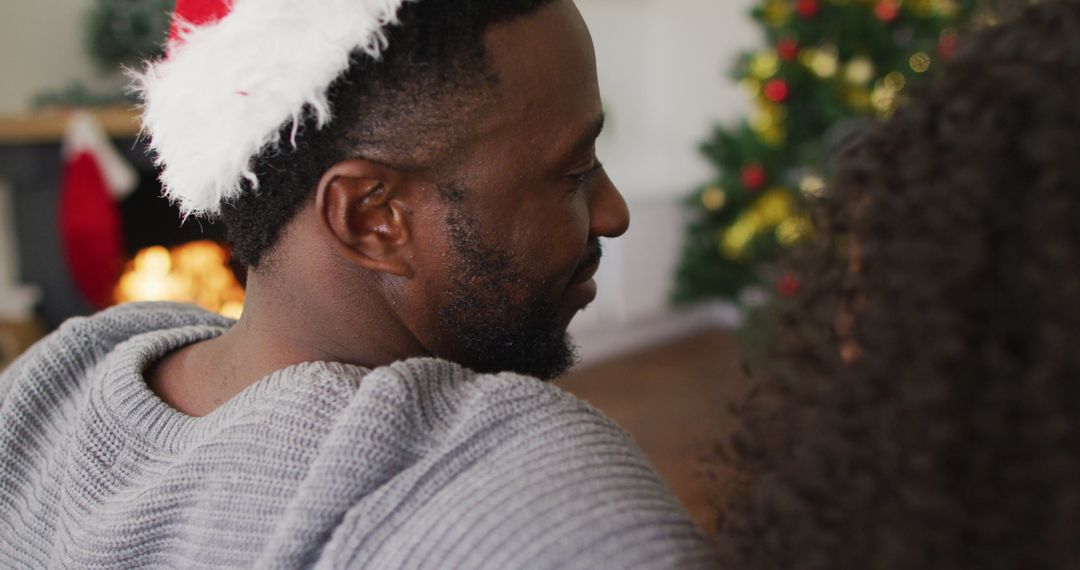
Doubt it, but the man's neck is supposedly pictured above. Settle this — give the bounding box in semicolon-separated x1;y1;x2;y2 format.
146;270;429;417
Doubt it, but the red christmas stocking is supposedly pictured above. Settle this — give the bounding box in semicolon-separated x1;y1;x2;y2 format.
59;151;125;309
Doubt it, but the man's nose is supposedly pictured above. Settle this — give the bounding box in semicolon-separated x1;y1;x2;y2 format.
589;174;630;239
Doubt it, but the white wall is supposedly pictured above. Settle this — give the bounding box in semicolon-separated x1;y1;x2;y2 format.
0;0;101;114
579;0;757;202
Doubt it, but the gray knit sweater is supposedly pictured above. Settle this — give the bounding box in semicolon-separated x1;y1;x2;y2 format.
0;303;717;569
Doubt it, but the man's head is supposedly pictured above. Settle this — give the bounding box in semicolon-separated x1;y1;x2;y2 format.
218;0;628;379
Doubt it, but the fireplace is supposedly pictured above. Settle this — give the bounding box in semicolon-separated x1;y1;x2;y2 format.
0;114;242;330
115;241;245;319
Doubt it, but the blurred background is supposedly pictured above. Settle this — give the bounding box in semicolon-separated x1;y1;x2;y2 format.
0;0;1013;534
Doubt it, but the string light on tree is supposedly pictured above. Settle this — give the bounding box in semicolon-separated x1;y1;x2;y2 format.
800;174;826;198
845;56;876;85
701;186;727;212
910;51;932;72
872;83;900;117
884;71;907;91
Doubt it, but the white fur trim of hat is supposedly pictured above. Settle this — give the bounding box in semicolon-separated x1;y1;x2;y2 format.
132;0;412;217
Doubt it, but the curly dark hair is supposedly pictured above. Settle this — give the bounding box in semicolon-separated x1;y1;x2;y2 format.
719;2;1080;569
220;0;555;267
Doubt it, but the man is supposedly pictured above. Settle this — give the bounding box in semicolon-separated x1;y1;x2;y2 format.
0;1;717;568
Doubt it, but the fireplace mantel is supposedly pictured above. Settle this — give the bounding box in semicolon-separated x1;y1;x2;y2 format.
0;107;140;145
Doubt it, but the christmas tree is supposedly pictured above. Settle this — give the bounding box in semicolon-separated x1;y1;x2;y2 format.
673;0;981;306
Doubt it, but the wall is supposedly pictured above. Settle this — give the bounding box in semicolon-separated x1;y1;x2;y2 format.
0;0;101;114
580;0;757;202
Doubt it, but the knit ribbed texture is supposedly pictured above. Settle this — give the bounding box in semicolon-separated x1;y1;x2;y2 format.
0;302;717;569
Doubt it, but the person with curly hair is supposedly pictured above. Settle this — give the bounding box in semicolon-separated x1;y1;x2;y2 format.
719;2;1080;569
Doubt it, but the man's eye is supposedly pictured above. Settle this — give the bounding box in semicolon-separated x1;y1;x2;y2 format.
570;161;604;189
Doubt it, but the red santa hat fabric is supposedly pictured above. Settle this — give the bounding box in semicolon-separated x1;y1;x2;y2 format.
133;0;412;217
167;0;233;53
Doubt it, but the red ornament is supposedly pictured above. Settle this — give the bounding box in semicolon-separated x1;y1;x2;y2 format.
795;0;821;19
777;274;801;298
763;79;790;103
938;35;959;59
874;1;900;22
741;163;767;191
777;38;800;61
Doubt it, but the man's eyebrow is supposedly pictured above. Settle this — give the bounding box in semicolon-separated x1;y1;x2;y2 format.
568;113;606;158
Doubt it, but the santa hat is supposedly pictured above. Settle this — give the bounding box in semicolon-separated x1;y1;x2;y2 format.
133;0;412;217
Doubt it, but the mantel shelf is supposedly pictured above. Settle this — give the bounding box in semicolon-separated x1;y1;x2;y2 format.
0;107;141;145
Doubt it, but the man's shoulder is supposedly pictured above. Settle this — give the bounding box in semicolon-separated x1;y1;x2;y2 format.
0;302;229;402
326;360;718;569
42;300;224;344
363;357;624;445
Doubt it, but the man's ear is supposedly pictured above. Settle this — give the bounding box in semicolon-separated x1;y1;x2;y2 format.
315;159;417;278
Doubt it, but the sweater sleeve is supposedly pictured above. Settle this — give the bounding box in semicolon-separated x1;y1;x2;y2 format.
318;371;720;570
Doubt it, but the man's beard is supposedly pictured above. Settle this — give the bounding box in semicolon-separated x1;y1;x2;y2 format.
437;207;580;380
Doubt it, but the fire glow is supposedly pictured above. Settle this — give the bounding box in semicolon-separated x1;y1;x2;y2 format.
114;241;244;319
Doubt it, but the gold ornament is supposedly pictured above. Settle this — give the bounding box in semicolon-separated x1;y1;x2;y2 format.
936;0;960;18
740;78;762;98
763;0;793;27
845;86;873;112
776;216;812;246
909;0;956;17
750;101;788;147
750;101;787;133
909;52;932;73
720;188;796;258
721;216;759;259
701;186;727;211
751;50;781;79
844;56;875;85
760;126;787;147
755;188;794;225
907;0;932;15
803;44;839;78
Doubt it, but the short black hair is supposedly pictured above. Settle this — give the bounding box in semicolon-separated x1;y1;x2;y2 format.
720;1;1080;569
221;0;556;268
